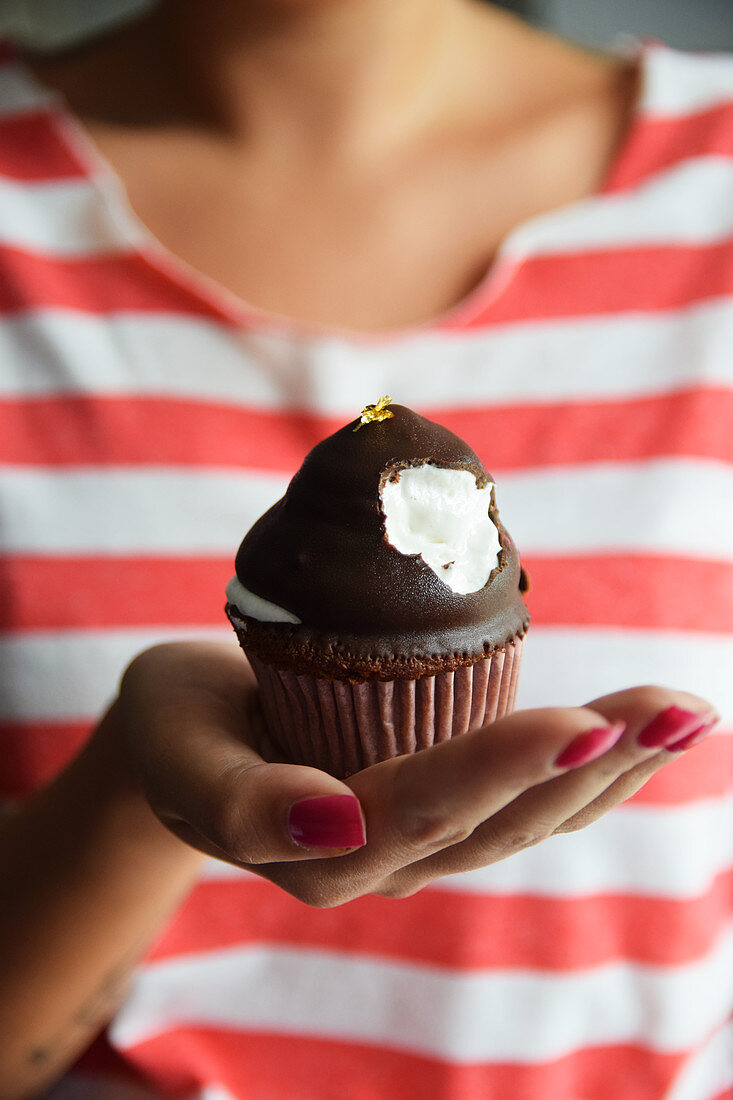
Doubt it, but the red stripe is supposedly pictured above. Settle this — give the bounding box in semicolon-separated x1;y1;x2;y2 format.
0;557;232;630
0;111;87;181
0;720;92;794
0;717;730;804
0;396;319;470
127;1029;686;1100
605;104;733;192
1;242;732;326
0;712;729;804
0;245;229;320
149;865;733;970
4;388;733;470
523;554;733;634
440;391;733;472
452;243;733;330
624;732;733;806
4;554;733;635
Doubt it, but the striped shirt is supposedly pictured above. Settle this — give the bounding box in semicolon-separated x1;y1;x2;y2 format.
1;40;732;1100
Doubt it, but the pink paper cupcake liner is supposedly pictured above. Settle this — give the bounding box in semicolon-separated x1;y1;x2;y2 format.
247;636;524;778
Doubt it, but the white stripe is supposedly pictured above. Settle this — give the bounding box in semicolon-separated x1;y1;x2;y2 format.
0;311;295;406
505;159;733;257
5;157;733;259
2;299;733;408
644;47;733;117
0;60;56;118
0;176;132;253
433;796;733;899
110;924;733;1060
2;459;732;559
0;626;231;721
2;625;732;725
0;468;287;553
201;793;733;900
498;459;733;560
518;627;732;718
666;1018;733;1100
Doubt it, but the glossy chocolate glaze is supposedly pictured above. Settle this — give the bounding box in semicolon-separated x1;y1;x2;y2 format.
229;405;529;680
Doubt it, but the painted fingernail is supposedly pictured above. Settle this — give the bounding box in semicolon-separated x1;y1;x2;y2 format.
666;715;720;752
554;723;626;769
637;705;716;748
288;795;366;850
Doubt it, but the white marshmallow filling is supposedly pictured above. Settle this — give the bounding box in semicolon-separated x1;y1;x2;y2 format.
380;464;500;594
225;575;301;624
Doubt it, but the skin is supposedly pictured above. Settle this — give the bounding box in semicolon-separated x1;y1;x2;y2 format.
30;0;638;330
0;1;716;1095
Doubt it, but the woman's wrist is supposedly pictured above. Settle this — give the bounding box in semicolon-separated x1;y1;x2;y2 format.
75;700;205;870
9;699;207;887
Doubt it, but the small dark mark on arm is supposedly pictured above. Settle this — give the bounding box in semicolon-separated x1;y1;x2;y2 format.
24;954;138;1072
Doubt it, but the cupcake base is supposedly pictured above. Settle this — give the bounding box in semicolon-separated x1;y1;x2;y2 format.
247;637;523;778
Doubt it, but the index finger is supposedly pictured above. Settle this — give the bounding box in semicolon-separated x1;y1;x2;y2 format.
343;704;624;881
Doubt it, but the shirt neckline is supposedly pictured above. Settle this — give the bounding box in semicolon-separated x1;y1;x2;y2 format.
19;41;650;344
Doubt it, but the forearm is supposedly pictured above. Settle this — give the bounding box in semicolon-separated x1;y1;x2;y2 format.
0;703;203;1099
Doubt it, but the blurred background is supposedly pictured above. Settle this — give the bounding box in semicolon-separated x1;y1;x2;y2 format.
0;0;731;53
499;0;733;51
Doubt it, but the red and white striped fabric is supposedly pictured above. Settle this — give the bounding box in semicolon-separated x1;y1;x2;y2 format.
1;40;732;1100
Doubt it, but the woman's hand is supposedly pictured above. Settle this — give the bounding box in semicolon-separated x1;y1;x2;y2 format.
120;641;718;908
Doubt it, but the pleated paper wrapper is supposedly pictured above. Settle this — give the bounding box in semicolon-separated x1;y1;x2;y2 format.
246;636;524;779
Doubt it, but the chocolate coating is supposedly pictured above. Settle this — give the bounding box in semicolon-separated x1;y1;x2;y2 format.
230;405;529;680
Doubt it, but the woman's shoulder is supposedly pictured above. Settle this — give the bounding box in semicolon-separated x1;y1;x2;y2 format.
0;40;78;187
640;42;733;118
0;39;56;117
599;43;733;197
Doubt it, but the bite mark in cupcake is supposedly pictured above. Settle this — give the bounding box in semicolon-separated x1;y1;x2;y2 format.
381;463;501;595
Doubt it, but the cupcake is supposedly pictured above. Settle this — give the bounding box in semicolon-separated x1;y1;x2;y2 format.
226;399;529;778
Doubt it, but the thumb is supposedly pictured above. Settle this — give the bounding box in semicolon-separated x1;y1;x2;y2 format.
120;642;366;865
169;756;367;865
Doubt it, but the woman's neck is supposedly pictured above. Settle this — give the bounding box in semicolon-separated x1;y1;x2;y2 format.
30;0;612;170
30;0;496;162
162;0;459;157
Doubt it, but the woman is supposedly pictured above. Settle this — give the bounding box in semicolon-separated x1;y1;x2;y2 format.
0;1;731;1096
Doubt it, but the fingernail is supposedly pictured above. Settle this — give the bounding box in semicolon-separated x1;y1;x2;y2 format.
288;795;366;850
666;715;720;752
554;722;626;769
637;705;716;748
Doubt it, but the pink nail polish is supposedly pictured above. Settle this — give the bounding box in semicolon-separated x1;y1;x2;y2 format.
288;795;366;850
637;705;715;748
666;716;719;752
554;723;626;769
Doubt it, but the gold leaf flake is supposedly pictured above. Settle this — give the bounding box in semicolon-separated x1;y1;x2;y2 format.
353;395;394;432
